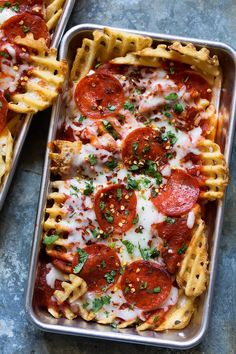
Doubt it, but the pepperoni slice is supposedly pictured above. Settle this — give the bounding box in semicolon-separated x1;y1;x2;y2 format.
0;91;8;134
94;184;137;234
152;216;192;273
72;244;121;292
2;13;50;44
74;72;125;119
152;169;199;216
121;260;172;311
122;127;164;168
96;62;127;76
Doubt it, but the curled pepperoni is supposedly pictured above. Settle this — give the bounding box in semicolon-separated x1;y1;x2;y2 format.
152;169;199;216
121;260;172;311
122;127;164;168
72;244;121;292
0;92;8;134
94;184;137;234
2;13;50;44
152;216;192;273
74;72;125;119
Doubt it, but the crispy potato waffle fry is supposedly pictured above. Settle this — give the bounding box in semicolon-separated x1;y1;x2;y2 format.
71;27;152;81
54;274;87;304
49;140;82;177
45;0;66;31
8;45;67;114
137;290;195;331
0;128;13;185
177;217;208;297
111;41;220;78
198;138;229;200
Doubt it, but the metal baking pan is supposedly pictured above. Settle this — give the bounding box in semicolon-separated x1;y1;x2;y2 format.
0;0;76;210
25;24;236;349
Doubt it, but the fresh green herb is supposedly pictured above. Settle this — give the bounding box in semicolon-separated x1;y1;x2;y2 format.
135;88;142;95
101;260;107;268
43;234;59;245
153;286;161;293
122;240;135;255
124;286;130;294
151;188;157;198
104;212;114;223
163;111;171;118
141;178;151;188
174;103;184;114
116;188;122;201
95;62;101;69
132;214;139;224
123;101;135;113
124;210;129;216
132;142;139;152
108;103;116;111
129;164;139;171
119;266;125;275
169;66;175;74
153;315;160;324
135;226;144;234
78;115;86;123
126;176;139;190
105;158;118;170
99;201;106;210
91;227;100;238
162;131;177;146
177;244;188;255
164;152;173;159
109;242;116;249
92;295;111;312
138;244;160;260
165;217;176;224
11;3;19;12
88;154;97;166
145;160;163;185
111;322;117;329
0;51;10;58
73;248;88;273
22;25;30;33
139;281;148;290
165;92;178;101
83;181;94;195
143;145;150;154
70;184;80;195
103;120;118;139
104;270;116;284
82;302;89;309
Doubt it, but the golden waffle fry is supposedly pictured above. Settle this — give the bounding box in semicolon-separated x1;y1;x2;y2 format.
49;140;82;177
54;274;87;304
198;138;229;200
137;290;195;331
177;217;208;297
0;128;13;185
48;304;77;320
71;27;152;82
8;39;67;114
45;0;66;31
112;41;220;78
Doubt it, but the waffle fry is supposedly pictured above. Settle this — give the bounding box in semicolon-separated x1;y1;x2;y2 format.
48;303;77;320
198;138;229;200
111;41;220;78
49;140;82;177
137;290;195;331
0;128;13;185
54;274;87;304
45;0;66;31
71;27;152;82
177;217;208;297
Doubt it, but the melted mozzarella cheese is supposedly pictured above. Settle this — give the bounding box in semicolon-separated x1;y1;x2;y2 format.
46;263;65;288
187;210;195;229
0;8;16;25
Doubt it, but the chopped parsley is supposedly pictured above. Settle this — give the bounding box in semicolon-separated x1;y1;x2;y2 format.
105;158;118;170
132;214;139;224
88;154;97;166
163;111;171;118
0;51;9;59
83;181;94;195
177;244;188;255
82;302;89;309
165;217;176;224
123;101;135;113
129;164;139;171
102;120;118;139
108;103;116;111
126;176;139;190
116;188;122;201
78;115;86;123
151;188;157;198
22;25;30;33
0;2;19;12
135;88;142;95
104;270;116;284
43;234;59;245
92;295;111;313
138;244;160;260
132;142;139;152
145;160;163;185
162;131;177;146
70;184;80;196
111;322;117;329
148;287;161;294
174;103;184;114
165;92;178;101
91;227;100;238
73;248;88;273
139;281;148;290
164;152;173;159
169;66;175;74
101;260;107;268
122;240;135;255
99;201;106;210
104;212;114;223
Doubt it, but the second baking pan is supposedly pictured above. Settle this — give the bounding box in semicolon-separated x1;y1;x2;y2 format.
25;24;236;349
0;0;76;210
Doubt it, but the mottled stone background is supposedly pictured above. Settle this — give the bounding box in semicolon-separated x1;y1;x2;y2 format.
0;1;235;353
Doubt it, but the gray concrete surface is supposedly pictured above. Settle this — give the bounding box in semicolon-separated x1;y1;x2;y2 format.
0;0;236;353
